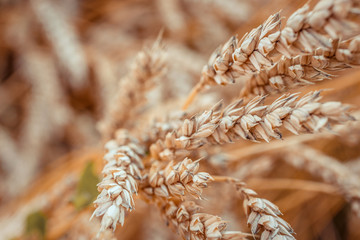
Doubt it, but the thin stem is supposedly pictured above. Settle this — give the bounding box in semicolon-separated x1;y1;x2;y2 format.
212;176;339;194
212;175;239;183
182;82;203;110
247;178;338;194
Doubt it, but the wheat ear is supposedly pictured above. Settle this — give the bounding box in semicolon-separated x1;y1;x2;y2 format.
182;13;281;109
283;145;360;217
236;183;295;240
91;134;144;233
152;91;353;161
211;176;295;240
100;37;166;139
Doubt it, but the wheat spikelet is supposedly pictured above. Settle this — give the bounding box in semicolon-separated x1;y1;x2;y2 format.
160;200;248;240
91;133;144;233
182;13;281;109
100;37;166;139
153;91;353;161
141;158;213;199
227;0;359;84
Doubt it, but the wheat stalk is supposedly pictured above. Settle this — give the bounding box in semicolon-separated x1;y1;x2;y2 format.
31;0;87;89
153;91;353;161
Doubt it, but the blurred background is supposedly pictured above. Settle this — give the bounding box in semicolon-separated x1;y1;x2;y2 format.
0;0;360;239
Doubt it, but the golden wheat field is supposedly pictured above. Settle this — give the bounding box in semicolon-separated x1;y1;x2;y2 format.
1;0;360;239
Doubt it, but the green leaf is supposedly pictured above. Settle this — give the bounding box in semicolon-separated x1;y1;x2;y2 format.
25;211;46;239
73;161;100;210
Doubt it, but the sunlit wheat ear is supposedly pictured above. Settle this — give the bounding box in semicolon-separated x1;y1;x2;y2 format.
153;91;354;161
198;13;281;88
182;13;281;109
